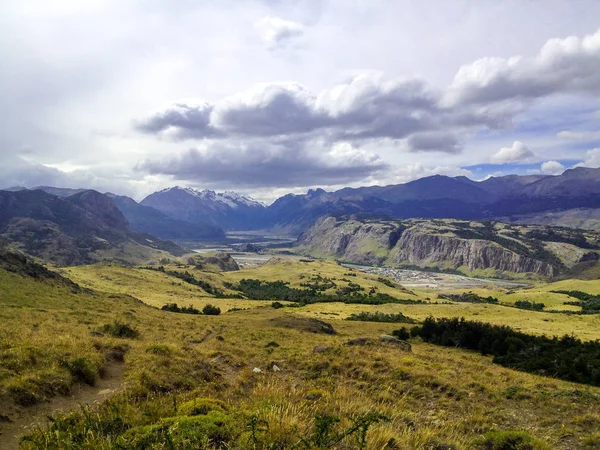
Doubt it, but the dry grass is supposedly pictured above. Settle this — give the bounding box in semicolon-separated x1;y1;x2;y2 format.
2;259;600;448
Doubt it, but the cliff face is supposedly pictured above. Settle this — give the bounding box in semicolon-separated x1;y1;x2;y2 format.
296;216;600;279
391;229;554;278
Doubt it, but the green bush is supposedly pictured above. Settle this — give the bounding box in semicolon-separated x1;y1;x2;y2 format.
514;300;545;311
476;430;548;450
412;317;600;386
346;311;416;323
117;412;235;448
271;301;284;309
178;397;227;416
161;303;201;314
60;357;99;386
101;321;140;339
202;304;221;315
145;344;173;356
392;327;411;340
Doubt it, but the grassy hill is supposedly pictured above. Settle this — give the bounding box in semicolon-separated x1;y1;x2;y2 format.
2;254;600;448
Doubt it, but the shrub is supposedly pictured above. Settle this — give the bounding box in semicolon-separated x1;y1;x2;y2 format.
346;311;416;324
438;293;498;304
145;344;173;356
161;303;201;314
101;322;139;339
392;327;411;340
514;300;545;311
271;301;284;309
178;398;227;416
60;357;99;386
117;412;235;448
476;430;548;450
202;304;221;316
412;317;600;386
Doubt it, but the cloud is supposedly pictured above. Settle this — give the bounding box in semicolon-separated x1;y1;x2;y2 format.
490;141;536;164
136;140;388;188
135;74;446;145
576;148;600;168
255;16;304;48
134;102;218;139
540;160;565;174
557;130;600;142
405;131;463;154
442;28;600;107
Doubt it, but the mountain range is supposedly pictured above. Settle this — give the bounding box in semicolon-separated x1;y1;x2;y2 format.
0;189;186;265
266;167;600;233
140;187;267;230
4;166;600;240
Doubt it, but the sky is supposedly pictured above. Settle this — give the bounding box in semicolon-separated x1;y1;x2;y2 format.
1;0;600;203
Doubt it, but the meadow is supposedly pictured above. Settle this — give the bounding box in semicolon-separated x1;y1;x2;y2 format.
1;256;600;449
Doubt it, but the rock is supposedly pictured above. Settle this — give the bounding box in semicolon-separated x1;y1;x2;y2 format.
345;337;375;346
313;345;332;353
297;216;558;278
270;316;336;335
272;364;281;372
252;367;262;373
379;334;412;351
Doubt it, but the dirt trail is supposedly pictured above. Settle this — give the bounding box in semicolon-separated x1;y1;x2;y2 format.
0;362;125;450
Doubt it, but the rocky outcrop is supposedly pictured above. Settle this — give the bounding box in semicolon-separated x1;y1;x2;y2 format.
392;229;554;278
295;216;594;279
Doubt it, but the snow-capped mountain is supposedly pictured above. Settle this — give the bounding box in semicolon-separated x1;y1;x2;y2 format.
140;187;267;230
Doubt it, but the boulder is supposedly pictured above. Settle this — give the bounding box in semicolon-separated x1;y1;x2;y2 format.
380;334;412;351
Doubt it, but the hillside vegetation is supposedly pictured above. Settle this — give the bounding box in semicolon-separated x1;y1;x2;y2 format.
2;252;600;448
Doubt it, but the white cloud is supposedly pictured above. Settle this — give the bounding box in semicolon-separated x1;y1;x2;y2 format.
577;148;600;168
442;28;600;107
255;16;304;48
541;160;565;174
490;141;535;164
556;130;600;141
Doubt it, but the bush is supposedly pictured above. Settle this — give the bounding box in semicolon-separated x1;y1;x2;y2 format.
228;278;423;306
203;304;221;315
412;317;600;386
392;327;411;340
514;300;545;311
60;357;99;386
346;311;416;323
271;301;284;309
438;292;498;304
161;303;201;314
117;412;235;448
476;430;548;450
178;398;227;416
101;322;139;339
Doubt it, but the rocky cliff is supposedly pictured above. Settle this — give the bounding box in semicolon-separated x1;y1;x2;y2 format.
297;216;600;279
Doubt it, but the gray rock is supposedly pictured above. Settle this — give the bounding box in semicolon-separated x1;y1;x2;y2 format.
345;337;376;346
313;345;332;353
379;334;412;351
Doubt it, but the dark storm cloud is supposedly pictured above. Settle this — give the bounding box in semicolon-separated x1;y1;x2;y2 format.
134;102;220;139
136;140;388;188
406;131;463;154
